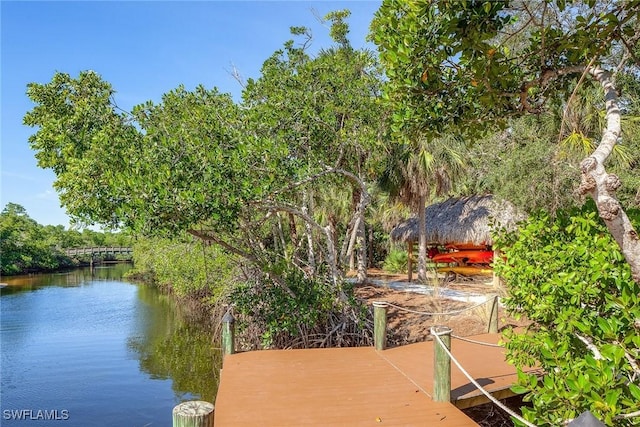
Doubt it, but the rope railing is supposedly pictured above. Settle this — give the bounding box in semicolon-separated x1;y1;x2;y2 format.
371;296;500;350
377;294;497;317
451;334;503;348
430;327;538;427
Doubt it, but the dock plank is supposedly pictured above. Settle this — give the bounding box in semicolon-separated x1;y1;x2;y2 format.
381;334;541;408
214;333;539;426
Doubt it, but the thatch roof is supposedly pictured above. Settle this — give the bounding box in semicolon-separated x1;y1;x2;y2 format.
390;195;525;246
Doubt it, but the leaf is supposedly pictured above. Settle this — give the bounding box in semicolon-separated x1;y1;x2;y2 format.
628;383;640;402
511;384;530;394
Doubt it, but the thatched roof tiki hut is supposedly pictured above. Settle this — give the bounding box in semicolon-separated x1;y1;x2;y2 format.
390;195;524;282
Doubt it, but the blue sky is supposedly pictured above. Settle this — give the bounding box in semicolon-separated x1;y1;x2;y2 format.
1;1;381;228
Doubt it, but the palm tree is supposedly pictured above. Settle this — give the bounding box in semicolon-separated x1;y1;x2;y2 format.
379;135;465;282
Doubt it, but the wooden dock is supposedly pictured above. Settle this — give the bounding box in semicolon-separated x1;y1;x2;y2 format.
213;333;541;426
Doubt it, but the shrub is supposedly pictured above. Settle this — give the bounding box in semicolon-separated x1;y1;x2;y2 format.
128;235;236;301
494;200;640;426
382;248;409;273
230;268;371;349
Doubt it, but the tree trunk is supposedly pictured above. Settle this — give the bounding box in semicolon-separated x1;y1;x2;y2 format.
407;241;414;282
288;213;298;251
275;213;286;257
322;225;342;292
578;67;640;283
345;217;359;271
356;191;367;284
340;216;357;264
418;194;427;282
368;222;374;268
302;191;316;277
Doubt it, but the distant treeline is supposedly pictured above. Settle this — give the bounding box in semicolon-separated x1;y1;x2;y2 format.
0;203;131;276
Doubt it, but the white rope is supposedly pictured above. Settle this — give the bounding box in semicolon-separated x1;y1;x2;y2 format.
381;295;495;317
374;350;431;397
451;334;503;348
430;327;537;427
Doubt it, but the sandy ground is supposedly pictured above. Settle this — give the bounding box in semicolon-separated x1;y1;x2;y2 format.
352;269;530;346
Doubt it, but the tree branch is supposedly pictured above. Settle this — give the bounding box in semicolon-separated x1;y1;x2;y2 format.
575;333;603;360
187;228;297;298
188;229;256;262
577;66;640;282
256;201;342;289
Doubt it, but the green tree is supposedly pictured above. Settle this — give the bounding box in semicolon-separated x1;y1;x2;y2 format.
461;80;640;214
0;202;132;275
240;10;386;284
24;12;386;293
129;234;233;300
41;224;85;249
378;135;464;281
23;12;385;348
0;203;70;274
23;71;142;230
371;0;640;281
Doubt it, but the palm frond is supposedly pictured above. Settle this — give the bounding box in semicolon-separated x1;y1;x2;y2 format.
560;131;595;156
611;144;634;168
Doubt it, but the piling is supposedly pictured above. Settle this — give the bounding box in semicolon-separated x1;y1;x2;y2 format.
373;301;387;351
172;400;214;427
487;295;499;334
222;311;235;357
432;325;452;402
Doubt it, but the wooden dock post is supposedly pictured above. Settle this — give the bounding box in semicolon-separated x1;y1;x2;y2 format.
487;295;499;334
222;311;235;356
172;400;214;427
373;301;388;351
432;325;452;402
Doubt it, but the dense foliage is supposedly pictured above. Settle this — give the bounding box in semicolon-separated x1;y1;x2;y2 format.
23;12;386;290
382;248;409;274
0;203;130;275
231;270;370;349
462;99;640;214
128;235;235;301
371;0;639;139
495;201;640;425
371;0;640;280
22;13;392;347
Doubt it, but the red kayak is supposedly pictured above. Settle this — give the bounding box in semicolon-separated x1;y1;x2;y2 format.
445;243;489;251
431;250;493;265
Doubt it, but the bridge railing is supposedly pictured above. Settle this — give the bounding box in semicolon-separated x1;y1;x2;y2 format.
64;247;133;257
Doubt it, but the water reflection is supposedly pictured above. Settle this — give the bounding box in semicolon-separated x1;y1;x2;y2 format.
0;265;221;426
129;284;221;403
0;264;132;293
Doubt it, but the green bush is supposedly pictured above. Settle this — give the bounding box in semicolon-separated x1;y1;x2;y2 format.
382;248;409;273
494;201;640;426
230;269;370;349
128;235;236;301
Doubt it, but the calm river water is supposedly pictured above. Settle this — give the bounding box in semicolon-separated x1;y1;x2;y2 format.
0;264;221;426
